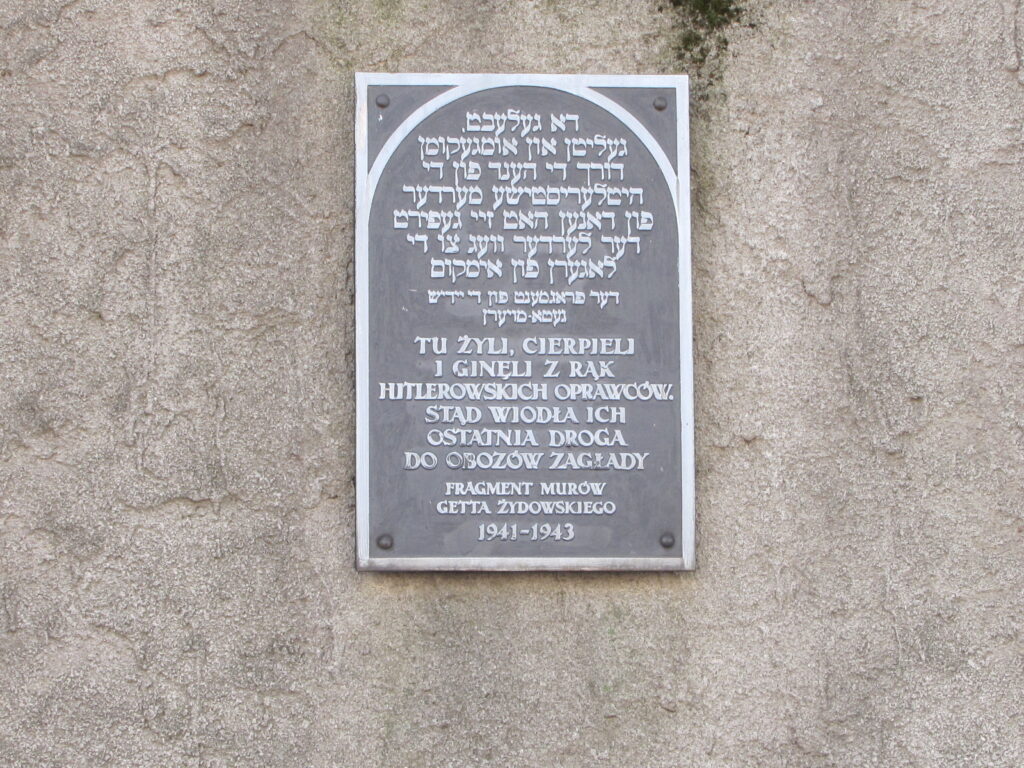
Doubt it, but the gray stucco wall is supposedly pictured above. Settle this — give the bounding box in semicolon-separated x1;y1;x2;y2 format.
1;1;1022;766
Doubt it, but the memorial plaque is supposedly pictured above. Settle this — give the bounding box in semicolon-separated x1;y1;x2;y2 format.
355;73;694;570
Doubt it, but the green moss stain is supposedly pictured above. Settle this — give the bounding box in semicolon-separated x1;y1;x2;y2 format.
674;0;741;29
660;0;743;82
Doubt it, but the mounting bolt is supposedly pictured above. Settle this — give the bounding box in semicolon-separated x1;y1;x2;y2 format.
376;534;393;550
652;95;668;111
375;93;390;109
659;532;675;549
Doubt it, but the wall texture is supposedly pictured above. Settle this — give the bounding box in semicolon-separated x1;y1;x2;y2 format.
1;1;1022;766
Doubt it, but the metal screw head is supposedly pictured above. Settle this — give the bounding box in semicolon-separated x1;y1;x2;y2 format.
659;532;675;549
376;534;393;550
653;95;668;111
375;93;390;109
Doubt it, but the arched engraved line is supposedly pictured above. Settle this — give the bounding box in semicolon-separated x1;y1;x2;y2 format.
366;82;679;210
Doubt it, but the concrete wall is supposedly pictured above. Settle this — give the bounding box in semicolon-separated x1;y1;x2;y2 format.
1;1;1022;765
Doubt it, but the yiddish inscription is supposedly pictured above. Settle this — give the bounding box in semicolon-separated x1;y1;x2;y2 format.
356;74;694;570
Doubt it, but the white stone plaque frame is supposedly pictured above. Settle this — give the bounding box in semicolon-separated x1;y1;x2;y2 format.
355;72;694;571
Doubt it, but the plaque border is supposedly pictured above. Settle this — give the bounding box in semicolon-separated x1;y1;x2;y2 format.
355;73;695;571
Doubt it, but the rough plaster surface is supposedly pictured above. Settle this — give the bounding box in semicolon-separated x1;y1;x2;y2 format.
1;1;1022;766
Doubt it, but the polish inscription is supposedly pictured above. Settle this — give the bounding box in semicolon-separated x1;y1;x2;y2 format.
359;77;692;569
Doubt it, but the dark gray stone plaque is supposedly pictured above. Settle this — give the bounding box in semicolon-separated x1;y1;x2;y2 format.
355;73;694;570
